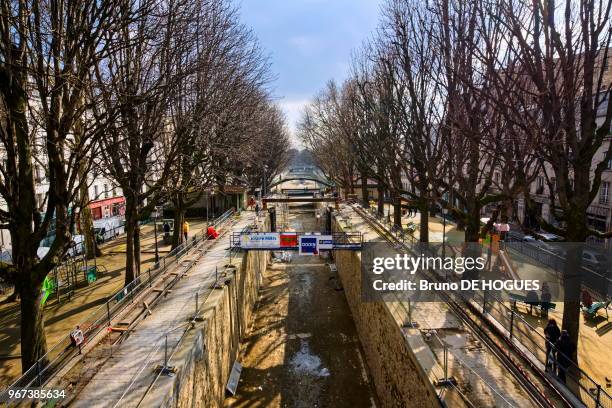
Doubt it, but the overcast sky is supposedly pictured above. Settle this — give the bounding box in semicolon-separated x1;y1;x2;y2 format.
237;0;381;147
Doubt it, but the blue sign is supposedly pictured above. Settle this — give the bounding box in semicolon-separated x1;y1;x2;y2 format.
299;236;318;255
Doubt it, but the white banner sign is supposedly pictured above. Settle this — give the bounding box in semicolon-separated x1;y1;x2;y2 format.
317;235;333;250
240;233;280;249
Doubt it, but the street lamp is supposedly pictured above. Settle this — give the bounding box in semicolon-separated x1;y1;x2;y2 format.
442;207;448;258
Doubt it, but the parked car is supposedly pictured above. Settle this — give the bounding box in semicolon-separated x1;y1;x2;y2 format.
521;235;562;255
581;249;611;274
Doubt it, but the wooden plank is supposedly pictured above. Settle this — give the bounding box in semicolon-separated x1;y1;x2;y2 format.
109;327;129;332
143;301;153;315
152;288;172;294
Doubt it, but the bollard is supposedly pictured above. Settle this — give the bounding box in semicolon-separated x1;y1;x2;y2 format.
195;292;199;316
164;335;168;367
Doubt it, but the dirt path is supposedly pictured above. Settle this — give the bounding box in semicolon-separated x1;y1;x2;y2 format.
225;205;377;408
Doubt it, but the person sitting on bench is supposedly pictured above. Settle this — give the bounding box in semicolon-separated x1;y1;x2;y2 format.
582;300;611;320
526;290;539;315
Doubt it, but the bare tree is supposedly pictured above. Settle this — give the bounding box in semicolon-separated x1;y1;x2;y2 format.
91;0;189;285
0;0;121;372
164;0;272;247
486;0;612;349
299;81;357;196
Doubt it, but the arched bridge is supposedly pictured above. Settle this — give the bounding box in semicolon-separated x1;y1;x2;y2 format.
269;166;334;188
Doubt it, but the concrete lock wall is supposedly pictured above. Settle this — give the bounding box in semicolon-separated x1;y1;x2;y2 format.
141;248;269;408
333;222;441;408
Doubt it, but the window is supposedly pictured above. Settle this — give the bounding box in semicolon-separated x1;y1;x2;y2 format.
112;186;117;197
494;172;500;183
600;182;610;204
104;184;109;198
94;185;99;198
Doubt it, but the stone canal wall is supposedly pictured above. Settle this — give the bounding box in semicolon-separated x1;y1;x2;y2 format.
140;248;269;408
334;220;441;408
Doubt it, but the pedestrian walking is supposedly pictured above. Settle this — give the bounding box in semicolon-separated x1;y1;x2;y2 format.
183;220;190;242
544;318;560;372
255;202;260;217
555;330;575;383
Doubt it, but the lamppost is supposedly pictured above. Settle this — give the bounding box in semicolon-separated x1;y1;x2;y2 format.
442;207;448;258
153;206;161;264
206;189;215;226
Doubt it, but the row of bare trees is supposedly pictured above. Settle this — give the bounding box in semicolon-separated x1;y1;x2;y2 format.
0;0;289;374
300;0;611;351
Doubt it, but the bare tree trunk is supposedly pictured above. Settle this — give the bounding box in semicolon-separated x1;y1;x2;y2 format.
377;186;385;217
134;222;141;278
79;185;101;258
360;173;369;207
171;194;185;249
465;204;481;242
393;194;402;228
419;198;429;243
124;196;138;285
19;271;46;372
560;217;588;362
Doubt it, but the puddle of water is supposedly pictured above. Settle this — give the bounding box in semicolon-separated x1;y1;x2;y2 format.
290;339;330;378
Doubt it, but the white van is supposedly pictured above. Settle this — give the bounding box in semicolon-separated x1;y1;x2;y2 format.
93;216;125;243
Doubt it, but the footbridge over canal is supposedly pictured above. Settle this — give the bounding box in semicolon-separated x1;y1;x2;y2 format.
269;165;335;190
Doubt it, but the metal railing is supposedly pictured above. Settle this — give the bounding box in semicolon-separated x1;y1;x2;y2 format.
0;209;236;400
475;291;612;408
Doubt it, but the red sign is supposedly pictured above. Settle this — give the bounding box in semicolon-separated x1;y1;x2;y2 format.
279;233;298;248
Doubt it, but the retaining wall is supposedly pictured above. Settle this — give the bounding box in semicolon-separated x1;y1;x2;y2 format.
140;249;268;408
334;220;441;408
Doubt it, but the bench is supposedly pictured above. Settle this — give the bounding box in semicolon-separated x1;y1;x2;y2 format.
508;292;556;314
582;301;610;320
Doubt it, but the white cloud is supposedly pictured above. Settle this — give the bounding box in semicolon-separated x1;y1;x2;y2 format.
279;97;310;148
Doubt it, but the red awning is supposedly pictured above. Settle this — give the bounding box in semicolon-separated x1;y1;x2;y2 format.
89;196;125;210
